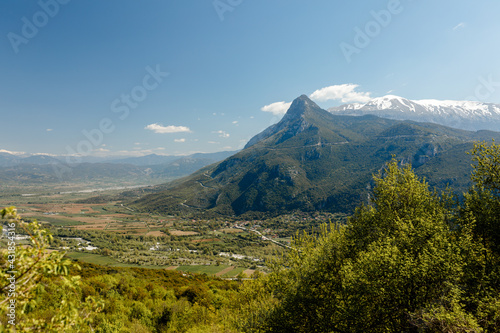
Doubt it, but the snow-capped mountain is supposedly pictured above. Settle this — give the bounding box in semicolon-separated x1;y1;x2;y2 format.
328;95;500;131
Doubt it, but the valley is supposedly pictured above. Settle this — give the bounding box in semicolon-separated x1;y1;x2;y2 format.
0;181;342;276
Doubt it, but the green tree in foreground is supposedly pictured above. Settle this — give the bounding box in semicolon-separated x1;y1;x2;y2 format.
464;140;500;254
238;141;500;332
0;207;103;332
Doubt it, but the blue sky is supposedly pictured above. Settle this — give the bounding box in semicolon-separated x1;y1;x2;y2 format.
1;0;500;157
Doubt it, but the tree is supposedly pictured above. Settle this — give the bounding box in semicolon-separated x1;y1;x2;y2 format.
0;207;103;332
460;141;500;331
464;140;500;254
241;160;484;332
470;140;500;193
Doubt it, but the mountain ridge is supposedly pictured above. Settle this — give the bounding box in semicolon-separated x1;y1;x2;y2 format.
0;151;237;185
329;95;500;131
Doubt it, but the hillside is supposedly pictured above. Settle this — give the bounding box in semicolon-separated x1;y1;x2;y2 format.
133;95;500;216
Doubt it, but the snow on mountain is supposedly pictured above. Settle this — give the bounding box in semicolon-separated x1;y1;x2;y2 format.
329;95;500;131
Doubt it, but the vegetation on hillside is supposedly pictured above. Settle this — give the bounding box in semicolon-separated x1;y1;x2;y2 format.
0;207;103;332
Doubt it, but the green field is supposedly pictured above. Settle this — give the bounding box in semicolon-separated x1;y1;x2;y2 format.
66;252;121;265
36;216;85;226
65;252;171;269
222;267;246;277
176;265;232;275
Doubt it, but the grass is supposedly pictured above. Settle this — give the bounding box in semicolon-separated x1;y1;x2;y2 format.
35;216;84;226
176;265;232;275
65;252;122;266
90;206;110;213
222;267;246;277
65;252;172;269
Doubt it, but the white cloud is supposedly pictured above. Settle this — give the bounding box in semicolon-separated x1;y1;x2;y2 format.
310;84;372;103
46;129;53;132
0;149;26;156
214;130;230;138
174;138;186;143
32;152;58;156
261;101;292;115
208;141;220;144
453;22;466;31
232;121;238;124
145;123;191;134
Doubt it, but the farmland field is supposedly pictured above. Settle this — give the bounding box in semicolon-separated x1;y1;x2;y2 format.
65;252;124;266
176;265;233;276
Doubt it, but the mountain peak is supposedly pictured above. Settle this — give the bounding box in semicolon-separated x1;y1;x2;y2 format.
373;94;406;100
244;95;328;149
363;95;413;110
296;94;312;102
283;94;323;120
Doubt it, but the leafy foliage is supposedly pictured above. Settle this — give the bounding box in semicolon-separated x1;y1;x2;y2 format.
0;207;103;332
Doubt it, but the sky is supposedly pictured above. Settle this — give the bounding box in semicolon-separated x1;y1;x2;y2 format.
1;0;500;158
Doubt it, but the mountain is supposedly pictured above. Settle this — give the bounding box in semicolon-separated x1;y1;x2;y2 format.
0;151;237;185
0;152;20;167
329;95;500;131
133;95;500;217
0;163;153;184
20;154;62;165
189;151;239;161
0;152;61;167
149;151;238;179
244;95;331;148
109;154;180;166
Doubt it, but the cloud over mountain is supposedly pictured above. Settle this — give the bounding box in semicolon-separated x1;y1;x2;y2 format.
310;84;372;103
261;101;292;115
145;124;191;134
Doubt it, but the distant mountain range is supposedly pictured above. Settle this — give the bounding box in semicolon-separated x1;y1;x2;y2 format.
0;152;62;167
108;151;238;167
108;154;180;166
329;95;500;131
133;95;500;217
0;151;237;184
